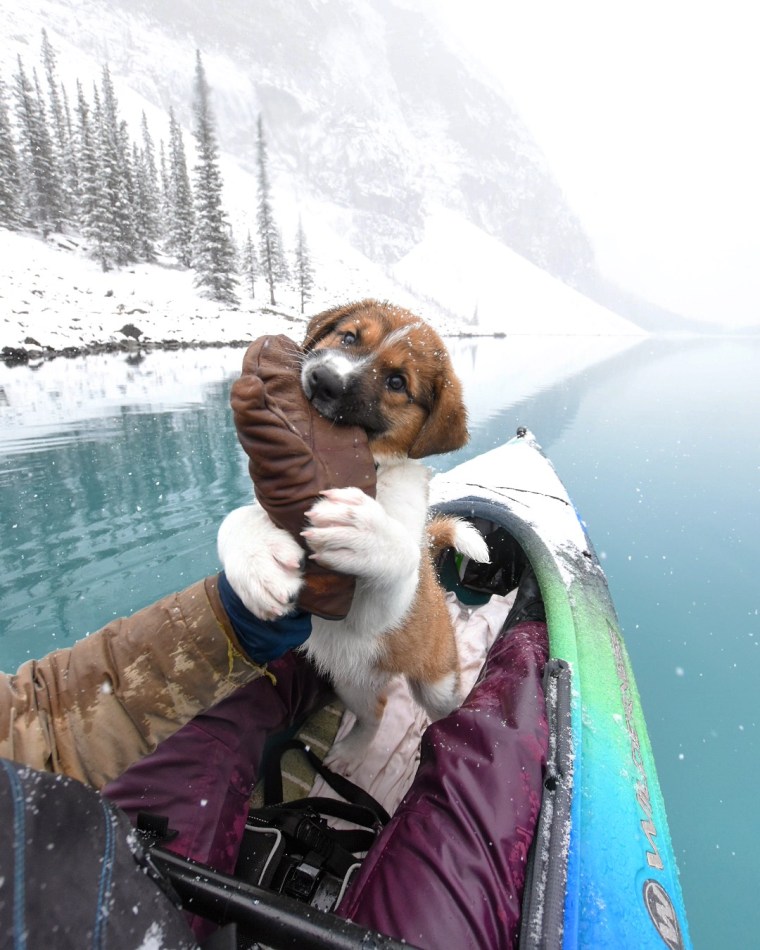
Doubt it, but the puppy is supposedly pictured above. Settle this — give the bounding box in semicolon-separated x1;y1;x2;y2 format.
219;300;488;766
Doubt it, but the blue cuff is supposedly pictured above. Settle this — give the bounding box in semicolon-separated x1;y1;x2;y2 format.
217;571;312;663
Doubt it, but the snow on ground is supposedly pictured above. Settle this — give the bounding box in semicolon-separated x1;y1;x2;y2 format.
0;226;469;354
0;213;646;355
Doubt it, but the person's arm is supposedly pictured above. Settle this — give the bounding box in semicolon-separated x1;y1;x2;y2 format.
0;576;273;789
0;332;376;789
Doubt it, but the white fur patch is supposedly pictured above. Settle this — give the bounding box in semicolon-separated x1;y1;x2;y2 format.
410;671;460;721
379;322;424;349
452;519;490;564
301;349;368;391
217;504;304;620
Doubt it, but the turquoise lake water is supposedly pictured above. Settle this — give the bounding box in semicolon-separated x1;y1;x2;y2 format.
1;335;758;947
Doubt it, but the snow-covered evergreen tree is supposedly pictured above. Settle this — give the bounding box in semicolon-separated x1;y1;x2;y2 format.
40;29;72;221
255;115;286;306
294;216;314;314
13;56;64;235
158;138;169;213
140;114;160;210
41;31;66;157
241;229;258;299
131;113;160;260
165;106;194;266
275;225;290;282
99;65;136;265
157;137;173;249
132;142;157;261
190;50;238;304
80;82;117;270
0;75;23;229
60;82;80;219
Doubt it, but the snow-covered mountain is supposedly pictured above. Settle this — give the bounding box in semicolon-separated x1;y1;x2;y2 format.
393;210;640;335
1;0;646;341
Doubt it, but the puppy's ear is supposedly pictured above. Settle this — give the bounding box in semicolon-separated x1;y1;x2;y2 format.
302;300;377;351
409;370;469;459
302;307;342;352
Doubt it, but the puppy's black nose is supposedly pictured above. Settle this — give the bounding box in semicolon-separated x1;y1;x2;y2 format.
304;364;344;402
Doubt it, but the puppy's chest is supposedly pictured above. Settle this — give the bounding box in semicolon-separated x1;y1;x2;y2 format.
304;618;385;684
373;460;430;529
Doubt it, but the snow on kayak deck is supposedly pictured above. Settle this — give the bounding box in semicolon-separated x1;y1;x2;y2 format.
432;431;592;588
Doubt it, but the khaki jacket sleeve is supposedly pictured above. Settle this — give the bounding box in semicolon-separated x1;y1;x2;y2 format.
0;576;266;789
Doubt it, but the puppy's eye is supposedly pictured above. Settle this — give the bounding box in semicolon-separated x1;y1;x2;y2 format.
387;373;406;392
341;331;357;345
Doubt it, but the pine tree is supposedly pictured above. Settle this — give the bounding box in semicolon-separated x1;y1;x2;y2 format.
132;143;156;261
40;29;72;221
275;225;290;282
157;137;172;246
255;115;285;306
241;229;258;298
99;65;136;265
41;31;66;158
0;75;23;229
13;56;64;235
60;83;80;218
131;113;160;260
73;80;93;223
79;82;116;270
165;107;194;266
140;114;160;209
294;216;314;314
190;50;238;304
158;137;169;211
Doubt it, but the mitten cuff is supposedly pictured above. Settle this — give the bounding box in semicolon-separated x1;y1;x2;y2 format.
217;571;313;664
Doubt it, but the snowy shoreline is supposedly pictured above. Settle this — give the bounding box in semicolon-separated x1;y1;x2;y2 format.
1;219;649;369
0;228;507;365
0;225;649;449
0;313;512;366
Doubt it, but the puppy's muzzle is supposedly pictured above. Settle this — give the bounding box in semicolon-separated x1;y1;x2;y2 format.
302;353;387;434
302;360;358;425
303;363;346;405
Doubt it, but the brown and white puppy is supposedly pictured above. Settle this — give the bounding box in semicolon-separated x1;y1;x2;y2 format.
218;300;488;767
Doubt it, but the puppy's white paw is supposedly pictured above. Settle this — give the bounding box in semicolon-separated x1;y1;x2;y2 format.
324;720;381;778
324;737;364;778
302;487;417;579
217;505;304;621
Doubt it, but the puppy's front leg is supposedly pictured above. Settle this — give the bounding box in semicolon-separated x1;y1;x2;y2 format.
303;487;421;629
218;504;305;621
326;677;389;775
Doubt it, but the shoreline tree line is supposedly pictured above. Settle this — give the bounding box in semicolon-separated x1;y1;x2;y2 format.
0;33;314;310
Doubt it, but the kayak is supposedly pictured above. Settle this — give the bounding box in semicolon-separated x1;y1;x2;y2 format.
431;428;691;949
152;428;691;949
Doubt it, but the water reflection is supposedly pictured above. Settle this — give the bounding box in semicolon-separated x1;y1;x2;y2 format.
0;355;252;660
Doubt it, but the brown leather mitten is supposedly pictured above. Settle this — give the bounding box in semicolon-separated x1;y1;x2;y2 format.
230;334;376;620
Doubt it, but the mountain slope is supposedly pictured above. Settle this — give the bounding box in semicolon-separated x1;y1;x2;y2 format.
1;0;594;275
1;0;648;338
393;211;643;335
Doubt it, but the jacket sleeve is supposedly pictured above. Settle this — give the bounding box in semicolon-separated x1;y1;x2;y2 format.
0;576;267;789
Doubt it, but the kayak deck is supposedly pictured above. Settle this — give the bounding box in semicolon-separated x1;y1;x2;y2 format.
432;429;691;949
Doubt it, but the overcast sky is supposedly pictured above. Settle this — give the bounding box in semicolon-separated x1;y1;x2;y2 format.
427;0;759;327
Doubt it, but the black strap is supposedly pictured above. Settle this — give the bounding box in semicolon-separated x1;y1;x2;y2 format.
248;738;391;878
262;738;391;826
